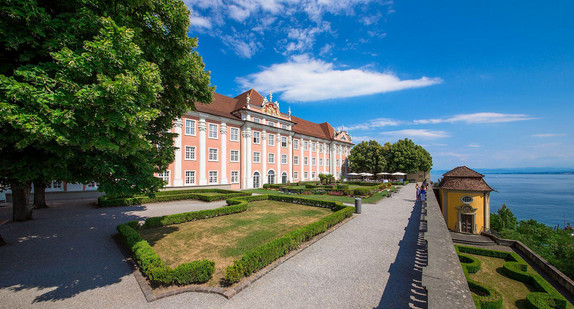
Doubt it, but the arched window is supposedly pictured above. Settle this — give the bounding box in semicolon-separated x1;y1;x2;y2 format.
282;172;288;184
267;170;275;184
253;172;260;188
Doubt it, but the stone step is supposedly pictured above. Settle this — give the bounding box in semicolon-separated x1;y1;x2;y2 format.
452;238;496;246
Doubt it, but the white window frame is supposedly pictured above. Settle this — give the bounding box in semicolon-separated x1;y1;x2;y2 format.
312;172;316;179
268;134;275;146
268;153;275;164
231;171;239;184
208;123;218;139
304;172;308;180
158;171;170;186
230;150;239;162
208;148;218;162
185;170;196;185
230;127;239;142
253;131;260;144
281;154;287;164
294;171;299;179
312;143;316;152
253;152;261;163
304;141;309;151
294;156;299;165
185;146;196;160
208;171;218;184
254;118;260;123
294;139;299;149
185;119;196;136
312;158;316;166
268;121;275;127
281;136;287;148
319;158;323;166
304;157;309;166
281;124;287;129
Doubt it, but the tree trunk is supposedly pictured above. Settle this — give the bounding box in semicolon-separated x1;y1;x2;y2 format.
11;181;33;222
33;182;48;209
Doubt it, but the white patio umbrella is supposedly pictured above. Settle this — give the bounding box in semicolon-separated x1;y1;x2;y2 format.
391;172;407;176
347;172;359;176
361;173;374;176
377;172;391;175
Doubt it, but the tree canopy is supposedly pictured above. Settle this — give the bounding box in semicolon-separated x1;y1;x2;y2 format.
0;0;213;220
348;140;386;175
383;138;432;173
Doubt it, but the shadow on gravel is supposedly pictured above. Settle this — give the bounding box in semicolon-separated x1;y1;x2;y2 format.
376;200;428;309
0;199;155;303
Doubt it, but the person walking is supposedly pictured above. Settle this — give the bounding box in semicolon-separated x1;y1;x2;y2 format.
415;183;421;201
420;185;426;203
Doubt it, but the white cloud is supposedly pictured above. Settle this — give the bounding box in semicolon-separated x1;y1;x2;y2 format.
221;35;262;59
184;0;392;58
346;118;401;131
237;55;442;102
319;43;334;56
437;152;469;160
532;133;566;138
467;144;481;148
414;113;536;125
189;15;212;28
379;129;450;139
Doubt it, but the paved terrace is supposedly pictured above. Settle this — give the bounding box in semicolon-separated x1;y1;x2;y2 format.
0;184;447;308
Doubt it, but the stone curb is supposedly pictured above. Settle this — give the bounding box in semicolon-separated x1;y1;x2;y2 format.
115;215;355;302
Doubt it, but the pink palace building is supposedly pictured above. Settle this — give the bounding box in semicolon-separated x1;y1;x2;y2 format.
159;89;354;190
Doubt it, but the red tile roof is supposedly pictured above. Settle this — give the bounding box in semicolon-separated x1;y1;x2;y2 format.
439;166;493;191
442;166;484;178
191;90;352;144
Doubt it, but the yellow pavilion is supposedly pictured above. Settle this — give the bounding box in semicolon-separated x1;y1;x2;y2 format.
437;166;494;234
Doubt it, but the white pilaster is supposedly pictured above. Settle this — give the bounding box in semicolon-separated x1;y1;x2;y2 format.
262;130;267;185
315;139;320;179
288;136;293;183
241;127;251;188
300;138;304;181
276;133;281;183
173;119;184;186
330;142;335;176
198;118;207;185
323;142;327;174
246;126;252;188
220;122;228;184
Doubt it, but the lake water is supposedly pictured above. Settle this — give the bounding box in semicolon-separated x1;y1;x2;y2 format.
431;172;574;228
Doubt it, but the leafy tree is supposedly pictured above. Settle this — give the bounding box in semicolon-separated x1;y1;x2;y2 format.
0;1;212;221
348;140;386;175
383;138;432;173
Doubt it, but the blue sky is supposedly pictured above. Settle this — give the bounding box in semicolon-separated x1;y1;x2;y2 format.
184;0;574;170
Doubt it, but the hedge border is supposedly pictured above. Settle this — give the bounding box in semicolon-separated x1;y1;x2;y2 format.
456;245;567;309
117;194;354;289
99;189;251;207
223;195;354;283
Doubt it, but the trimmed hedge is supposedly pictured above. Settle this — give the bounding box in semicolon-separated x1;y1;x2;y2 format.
99;189;251;207
143;202;248;228
456;246;567;309
117;223;215;285
335;184;349;190
263;184;285;189
224;195;354;283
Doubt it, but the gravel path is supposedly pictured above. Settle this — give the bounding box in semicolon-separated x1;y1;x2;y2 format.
0;184;424;308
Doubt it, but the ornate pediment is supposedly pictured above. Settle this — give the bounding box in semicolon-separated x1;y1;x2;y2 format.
261;92;280;117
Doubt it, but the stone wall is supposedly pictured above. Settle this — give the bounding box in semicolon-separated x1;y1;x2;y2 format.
421;187;475;308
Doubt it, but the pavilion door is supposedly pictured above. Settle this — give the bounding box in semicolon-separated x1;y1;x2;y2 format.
461;214;473;233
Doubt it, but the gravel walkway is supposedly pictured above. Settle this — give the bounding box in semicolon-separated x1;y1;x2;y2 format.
0;184;423;308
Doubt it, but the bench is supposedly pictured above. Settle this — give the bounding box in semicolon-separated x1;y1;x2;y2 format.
0;219;8;246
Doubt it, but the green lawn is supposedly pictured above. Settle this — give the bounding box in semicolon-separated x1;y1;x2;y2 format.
242;188;393;204
139;200;333;285
467;253;574;309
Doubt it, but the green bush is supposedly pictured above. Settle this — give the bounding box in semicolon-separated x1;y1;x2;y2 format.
335;184;349;190
224;196;353;283
263;184;284;189
305;184;319;189
353;187;371;196
99;189;251;207
143;202;248;228
117;223;214;285
456;246;567;309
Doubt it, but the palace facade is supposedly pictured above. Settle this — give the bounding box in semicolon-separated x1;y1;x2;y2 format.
160;89;353;190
